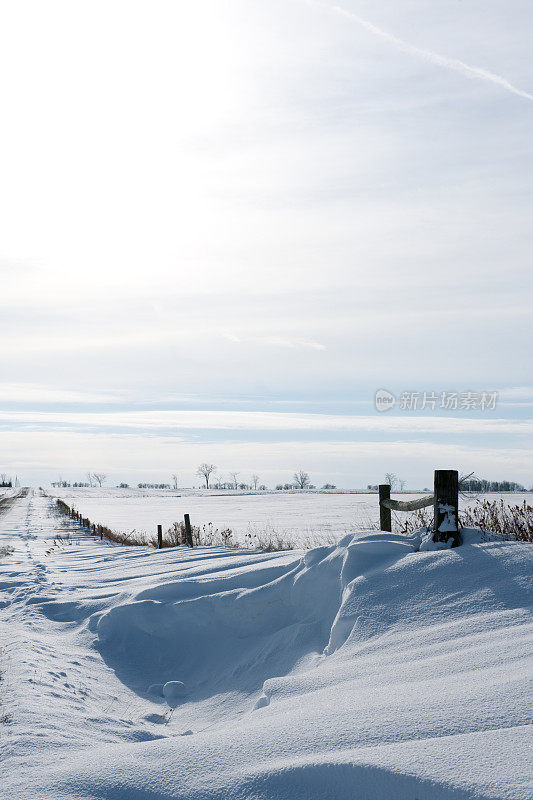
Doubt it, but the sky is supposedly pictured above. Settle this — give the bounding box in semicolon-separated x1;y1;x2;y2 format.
1;0;532;489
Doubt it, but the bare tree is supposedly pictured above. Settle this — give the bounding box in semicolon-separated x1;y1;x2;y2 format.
196;463;216;489
91;472;107;487
294;470;310;490
251;474;260;490
229;471;239;490
86;472;94;487
171;474;178;490
399;479;406;491
384;472;398;491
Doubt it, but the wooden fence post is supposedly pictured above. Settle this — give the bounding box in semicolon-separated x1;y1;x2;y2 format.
379;485;391;532
184;514;193;547
433;469;459;546
157;524;163;549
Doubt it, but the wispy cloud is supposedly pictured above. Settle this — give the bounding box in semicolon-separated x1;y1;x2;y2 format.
0;383;121;404
223;333;326;351
1;408;532;436
498;386;533;406
316;2;533;102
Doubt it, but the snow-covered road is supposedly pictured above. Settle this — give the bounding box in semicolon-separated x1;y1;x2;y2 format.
1;490;532;799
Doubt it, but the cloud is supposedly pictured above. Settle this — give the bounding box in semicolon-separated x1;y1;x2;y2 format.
223;333;326;351
0;383;121;404
317;2;533;102
498;386;533;406
0;408;532;436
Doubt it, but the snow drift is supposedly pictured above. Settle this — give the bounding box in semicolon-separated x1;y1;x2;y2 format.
1;492;532;800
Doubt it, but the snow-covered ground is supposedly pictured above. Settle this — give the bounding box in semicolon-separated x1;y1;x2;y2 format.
1;490;531;799
46;487;530;547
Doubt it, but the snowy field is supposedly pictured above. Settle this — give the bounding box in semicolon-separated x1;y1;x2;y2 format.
1;490;531;799
47;487;529;547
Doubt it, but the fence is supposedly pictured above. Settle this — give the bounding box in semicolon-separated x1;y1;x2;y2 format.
379;469;459;546
56;472;460;550
55;498;194;549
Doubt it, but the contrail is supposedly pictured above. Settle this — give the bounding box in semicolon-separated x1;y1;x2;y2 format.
317;2;533;102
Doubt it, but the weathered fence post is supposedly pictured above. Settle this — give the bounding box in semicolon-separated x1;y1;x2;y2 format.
433;469;459;546
379;484;392;532
184;514;193;547
157;524;163;549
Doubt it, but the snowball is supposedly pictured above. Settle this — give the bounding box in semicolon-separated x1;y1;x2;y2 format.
162;680;187;707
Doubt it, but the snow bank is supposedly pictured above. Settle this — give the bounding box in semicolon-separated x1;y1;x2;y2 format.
3;496;532;800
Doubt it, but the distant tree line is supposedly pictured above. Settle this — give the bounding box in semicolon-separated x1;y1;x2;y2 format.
274;472;336;490
48;471;530;494
193;465;338;491
49;467;342;492
366;476;527;493
461;478;526;493
51;472;108;488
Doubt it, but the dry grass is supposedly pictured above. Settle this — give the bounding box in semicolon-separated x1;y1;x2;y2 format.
361;499;533;542
154;521;238;549
244;522;296;551
460;498;533;542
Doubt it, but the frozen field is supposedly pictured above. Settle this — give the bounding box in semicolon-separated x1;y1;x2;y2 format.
47;487;530;547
